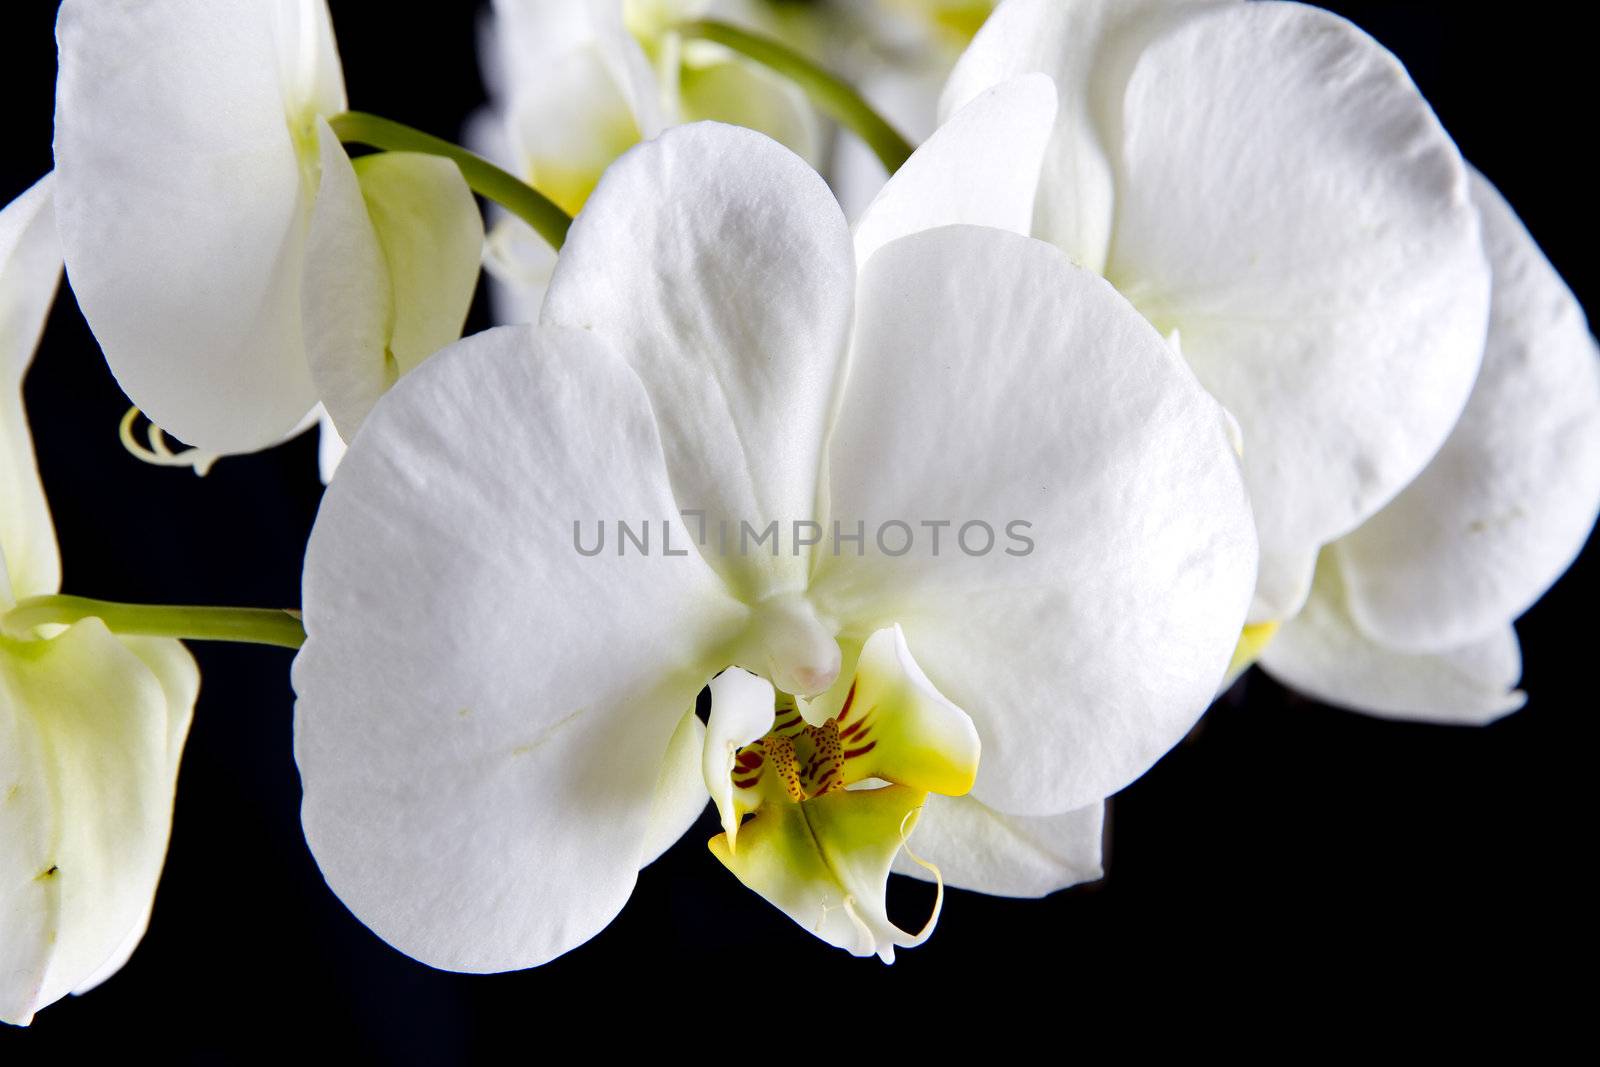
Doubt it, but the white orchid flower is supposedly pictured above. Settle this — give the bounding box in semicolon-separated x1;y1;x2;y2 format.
472;0;824;324
940;0;1492;626
53;0;482;458
293;119;1257;967
1256;171;1600;723
1;176;200;1027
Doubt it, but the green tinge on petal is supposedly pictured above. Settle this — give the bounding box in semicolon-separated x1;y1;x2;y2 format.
640;708;710;868
889;0;997;44
1;173;63;606
708;783;937;963
623;0;710;44
514;46;644;217
1;385;56;607
677;57;822;165
353;151;484;380
304;121;483;442
0;620;196;1024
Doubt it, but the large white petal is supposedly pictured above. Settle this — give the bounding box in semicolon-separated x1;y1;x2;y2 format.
303;122;483;441
1336;170;1600;652
809;226;1257;816
941;0;1224;274
1103;2;1490;621
892;795;1104;899
294;324;749;972
853;73;1056;269
1259;554;1524;725
52;0;346;454
1;174;62;604
0;622;196;1025
542;123;855;601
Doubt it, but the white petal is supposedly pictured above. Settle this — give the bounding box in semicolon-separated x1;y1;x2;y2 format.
315;407;346;486
294;324;748;971
892;796;1104;898
506;41;647;217
1103;2;1490;620
702;667;776;846
853;73;1056;269
489;0;664;140
1336;170;1600;651
942;0;1219;273
0;622;196;1025
481;1;664;219
52;0;346;454
482;215;558;327
810;226;1258;815
301;124;390;442
0;177;58;391
468;45;552;331
303;122;483;440
70;635;199;996
276;0;347;120
1;174;62;604
639;709;709;868
542;123;855;601
1259;554;1524;725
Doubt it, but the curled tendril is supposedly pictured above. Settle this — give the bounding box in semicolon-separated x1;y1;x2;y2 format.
118;406;221;477
895;806;944;951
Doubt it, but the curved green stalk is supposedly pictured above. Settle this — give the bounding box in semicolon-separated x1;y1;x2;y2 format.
3;595;306;650
679;19;916;175
330;111;572;250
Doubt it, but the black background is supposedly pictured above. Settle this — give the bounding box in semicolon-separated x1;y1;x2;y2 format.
2;2;1591;1056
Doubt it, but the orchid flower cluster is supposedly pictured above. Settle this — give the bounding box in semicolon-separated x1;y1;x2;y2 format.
2;0;1595;1025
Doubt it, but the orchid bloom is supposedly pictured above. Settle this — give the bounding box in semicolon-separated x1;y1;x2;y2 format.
1256;172;1600;722
941;0;1492;630
472;0;824;324
53;0;482;461
293;118;1257;967
1;176;200;1026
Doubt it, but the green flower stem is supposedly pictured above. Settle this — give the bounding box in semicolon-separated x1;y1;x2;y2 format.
3;595;306;650
329;111;572;250
679;19;915;175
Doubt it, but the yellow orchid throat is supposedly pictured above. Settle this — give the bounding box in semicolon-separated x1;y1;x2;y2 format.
704;625;980;962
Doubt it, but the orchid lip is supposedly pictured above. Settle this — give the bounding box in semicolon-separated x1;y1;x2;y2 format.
703;625;981;961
